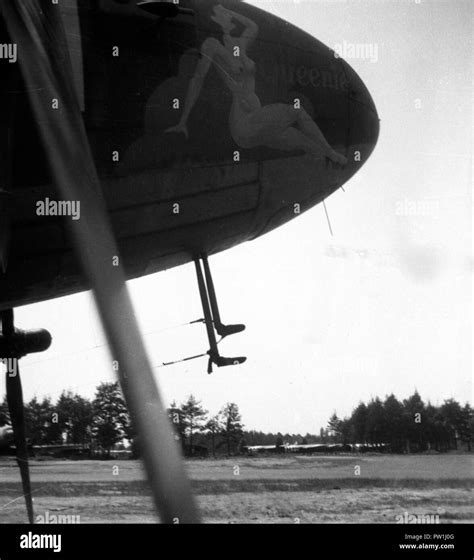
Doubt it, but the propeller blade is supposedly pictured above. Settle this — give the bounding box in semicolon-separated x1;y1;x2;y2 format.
2;309;34;524
2;1;199;523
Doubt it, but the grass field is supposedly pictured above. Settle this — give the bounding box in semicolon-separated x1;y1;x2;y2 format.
0;454;472;523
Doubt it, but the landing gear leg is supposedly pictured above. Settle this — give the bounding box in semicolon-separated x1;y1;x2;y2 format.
194;258;246;374
202;254;246;338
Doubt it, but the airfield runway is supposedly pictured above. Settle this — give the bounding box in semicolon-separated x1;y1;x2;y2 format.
0;454;472;523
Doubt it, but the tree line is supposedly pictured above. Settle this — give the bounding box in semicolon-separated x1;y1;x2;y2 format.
0;383;131;457
0;386;471;456
0;384;245;457
325;392;473;453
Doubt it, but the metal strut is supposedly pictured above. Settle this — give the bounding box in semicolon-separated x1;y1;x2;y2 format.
0;309;52;524
202;255;246;338
194;257;246;374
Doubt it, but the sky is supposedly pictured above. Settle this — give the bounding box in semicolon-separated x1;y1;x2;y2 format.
1;0;472;434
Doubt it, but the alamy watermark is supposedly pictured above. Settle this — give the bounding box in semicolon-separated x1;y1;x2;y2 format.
396;512;441;524
35;510;80;524
395;197;440;218
0;43;17;64
36;198;81;221
334;40;379;63
0;357;18;377
20;532;62;553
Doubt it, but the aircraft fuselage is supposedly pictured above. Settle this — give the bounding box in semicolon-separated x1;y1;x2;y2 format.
0;0;379;310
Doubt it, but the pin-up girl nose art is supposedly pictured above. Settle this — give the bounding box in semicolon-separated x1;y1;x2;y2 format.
166;4;348;166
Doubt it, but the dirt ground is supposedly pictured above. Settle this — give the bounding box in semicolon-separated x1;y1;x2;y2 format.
0;454;472;523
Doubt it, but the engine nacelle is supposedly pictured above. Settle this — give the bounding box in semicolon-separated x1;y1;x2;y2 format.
0;328;52;358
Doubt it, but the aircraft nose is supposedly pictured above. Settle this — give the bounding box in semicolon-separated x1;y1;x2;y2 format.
341;59;380;175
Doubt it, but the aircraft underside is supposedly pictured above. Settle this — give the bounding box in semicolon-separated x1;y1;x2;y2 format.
0;0;379;524
1;146;372;311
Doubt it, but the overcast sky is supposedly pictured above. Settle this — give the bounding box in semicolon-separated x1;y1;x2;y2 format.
2;0;472;434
